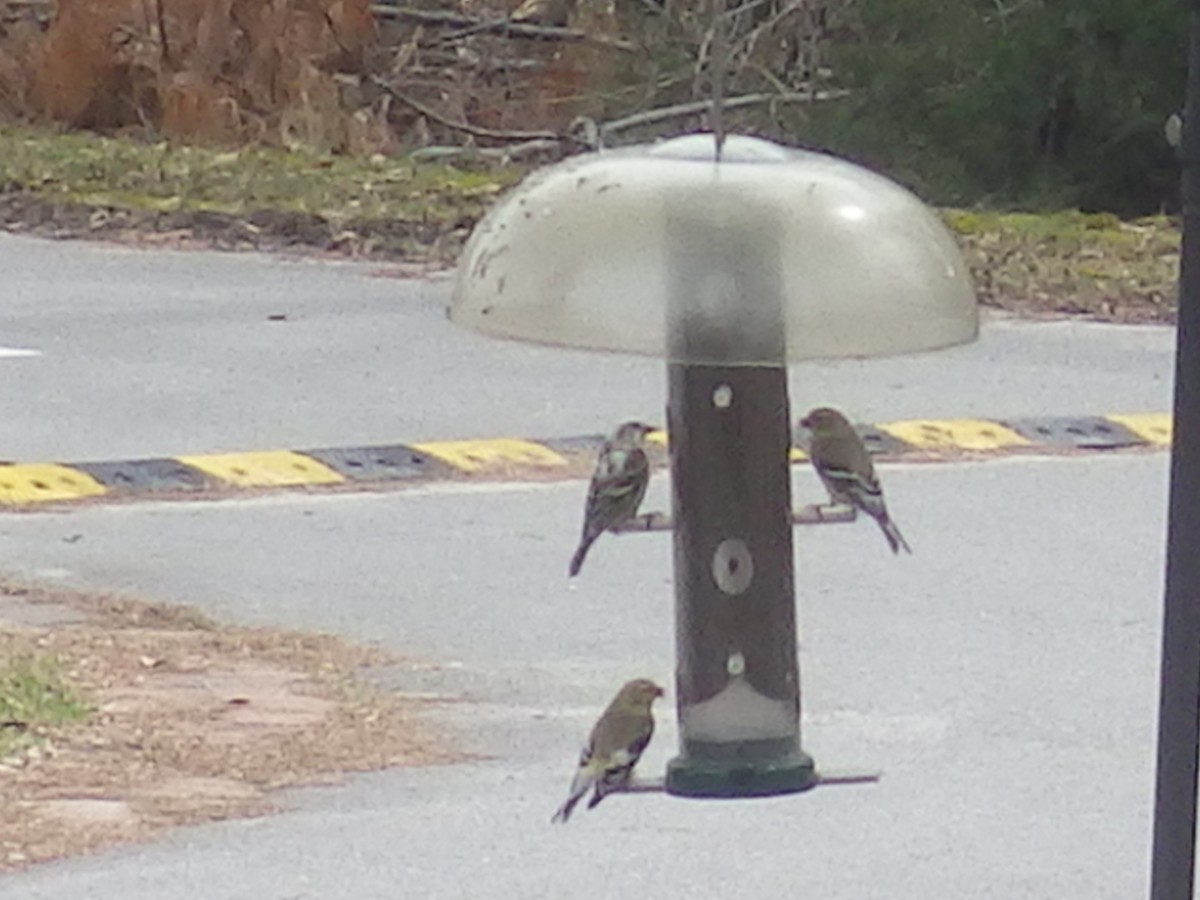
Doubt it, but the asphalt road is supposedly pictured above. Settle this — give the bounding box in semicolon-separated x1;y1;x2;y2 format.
0;455;1170;900
0;232;1174;462
0;232;1179;899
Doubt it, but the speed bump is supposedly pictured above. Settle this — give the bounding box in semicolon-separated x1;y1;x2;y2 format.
174;451;344;487
0;411;1175;508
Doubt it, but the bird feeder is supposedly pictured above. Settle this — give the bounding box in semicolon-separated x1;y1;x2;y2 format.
451;133;978;798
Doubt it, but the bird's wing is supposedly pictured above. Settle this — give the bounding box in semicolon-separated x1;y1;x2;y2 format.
588;720;654;807
582;446;650;535
619;446;650;506
595;444;648;487
815;460;880;496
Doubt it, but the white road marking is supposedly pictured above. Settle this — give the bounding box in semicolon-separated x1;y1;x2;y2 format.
0;347;41;358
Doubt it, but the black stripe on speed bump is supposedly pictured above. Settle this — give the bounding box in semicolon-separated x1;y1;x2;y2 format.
303;445;455;482
999;416;1144;449
73;458;214;493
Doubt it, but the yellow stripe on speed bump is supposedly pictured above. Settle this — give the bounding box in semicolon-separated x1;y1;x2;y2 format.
1106;413;1172;445
0;464;107;504
176;451;344;487
411;439;567;473
878;418;1031;451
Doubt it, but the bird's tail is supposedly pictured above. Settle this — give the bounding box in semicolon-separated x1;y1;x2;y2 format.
551;793;582;824
568;536;595;577
551;774;590;823
876;514;912;555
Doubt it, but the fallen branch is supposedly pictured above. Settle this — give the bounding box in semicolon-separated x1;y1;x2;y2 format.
409;138;565;162
599;88;850;137
378;78;848;153
371;4;477;27
371;4;635;49
370;76;563;142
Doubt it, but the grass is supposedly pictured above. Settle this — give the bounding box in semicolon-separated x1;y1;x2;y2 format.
0;125;522;259
942;209;1179;323
0;644;89;758
0;126;517;221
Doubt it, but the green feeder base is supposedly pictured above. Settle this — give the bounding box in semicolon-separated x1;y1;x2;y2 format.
666;747;818;799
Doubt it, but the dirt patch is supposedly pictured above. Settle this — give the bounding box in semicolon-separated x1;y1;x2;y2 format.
0;581;462;872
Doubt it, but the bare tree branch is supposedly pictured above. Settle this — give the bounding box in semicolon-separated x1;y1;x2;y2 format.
155;0;170;67
729;0;810;62
370;75;565;142
600;88;849;136
372;5;634;49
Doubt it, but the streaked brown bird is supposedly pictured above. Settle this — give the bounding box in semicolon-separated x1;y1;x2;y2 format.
569;421;654;577
801;406;912;554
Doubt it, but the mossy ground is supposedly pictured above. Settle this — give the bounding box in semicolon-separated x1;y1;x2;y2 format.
0;645;88;758
944;209;1179;323
0;125;521;260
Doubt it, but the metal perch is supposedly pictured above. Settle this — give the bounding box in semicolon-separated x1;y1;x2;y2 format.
610;768;881;794
611;503;857;533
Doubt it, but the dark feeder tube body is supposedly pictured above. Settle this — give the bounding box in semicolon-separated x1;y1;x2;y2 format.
663;191;817;797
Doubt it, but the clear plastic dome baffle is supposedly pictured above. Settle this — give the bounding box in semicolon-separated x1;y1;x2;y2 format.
450;134;978;364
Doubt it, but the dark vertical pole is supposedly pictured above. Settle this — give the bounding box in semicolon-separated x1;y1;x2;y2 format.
1150;5;1200;898
662;191;816;798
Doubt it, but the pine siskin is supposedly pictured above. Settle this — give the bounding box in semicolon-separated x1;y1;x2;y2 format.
552;678;664;823
569;421;654;577
800;407;912;554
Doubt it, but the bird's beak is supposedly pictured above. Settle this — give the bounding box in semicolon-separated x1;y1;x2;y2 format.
799;416;811;429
